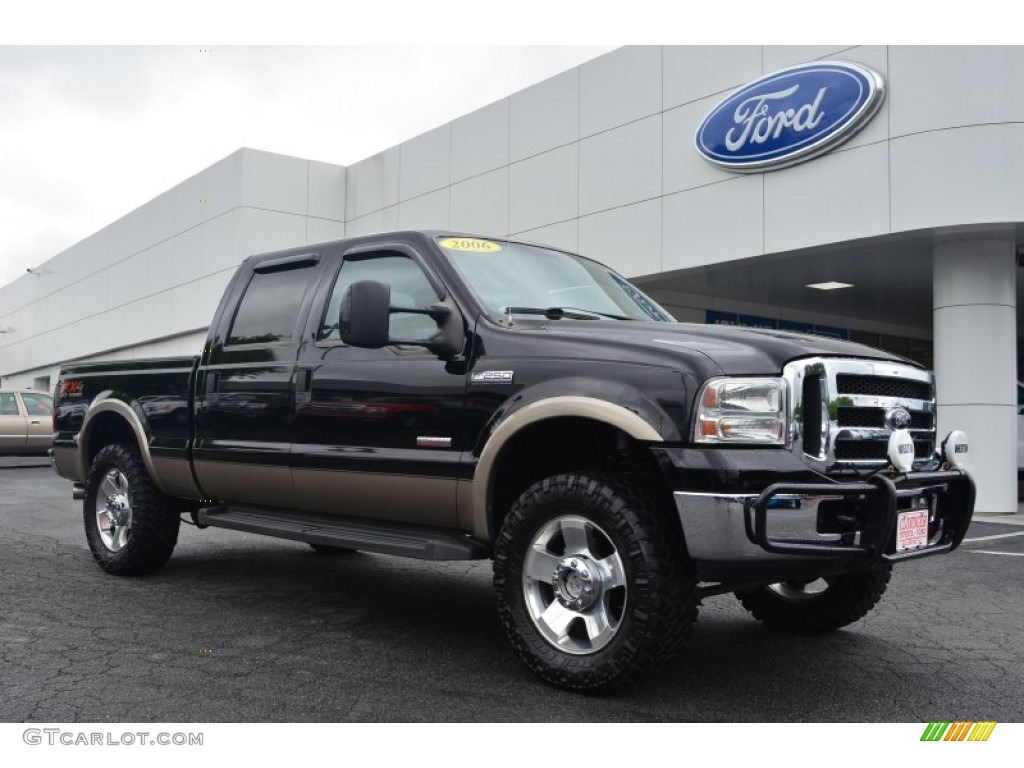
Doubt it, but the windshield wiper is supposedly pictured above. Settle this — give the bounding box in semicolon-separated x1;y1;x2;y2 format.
502;306;632;321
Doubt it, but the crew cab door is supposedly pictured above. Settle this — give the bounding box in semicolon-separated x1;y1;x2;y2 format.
193;252;322;507
290;244;468;527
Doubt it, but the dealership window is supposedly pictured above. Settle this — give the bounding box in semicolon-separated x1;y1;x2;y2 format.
850;330;933;369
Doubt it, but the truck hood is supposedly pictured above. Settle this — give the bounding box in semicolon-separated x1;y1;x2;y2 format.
516;319;910;375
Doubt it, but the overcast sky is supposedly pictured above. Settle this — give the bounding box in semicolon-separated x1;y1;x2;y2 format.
0;46;612;287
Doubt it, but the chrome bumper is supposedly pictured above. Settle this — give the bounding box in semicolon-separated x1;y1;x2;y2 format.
674;469;975;567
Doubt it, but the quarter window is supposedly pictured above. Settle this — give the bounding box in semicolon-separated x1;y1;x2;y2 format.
320;254;441;342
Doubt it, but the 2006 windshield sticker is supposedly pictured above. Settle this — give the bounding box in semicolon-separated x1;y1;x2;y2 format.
439;237;502;253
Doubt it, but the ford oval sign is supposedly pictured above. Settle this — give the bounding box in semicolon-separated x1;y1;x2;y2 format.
695;61;885;172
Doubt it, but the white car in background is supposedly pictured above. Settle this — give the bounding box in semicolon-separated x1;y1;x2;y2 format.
0;389;53;456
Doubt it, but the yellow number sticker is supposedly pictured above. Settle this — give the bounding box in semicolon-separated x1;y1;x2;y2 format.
439;237;503;253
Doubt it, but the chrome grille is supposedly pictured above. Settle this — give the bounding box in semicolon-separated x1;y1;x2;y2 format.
836;406;933;430
834;438;933;461
835;374;932;401
784;358;936;468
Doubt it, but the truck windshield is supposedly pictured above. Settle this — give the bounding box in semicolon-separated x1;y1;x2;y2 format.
438;238;674;322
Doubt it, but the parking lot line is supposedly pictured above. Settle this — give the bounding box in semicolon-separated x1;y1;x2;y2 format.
967;550;1024;557
962;531;1024;544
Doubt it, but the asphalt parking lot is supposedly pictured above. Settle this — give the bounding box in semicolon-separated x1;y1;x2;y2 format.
1;458;1022;722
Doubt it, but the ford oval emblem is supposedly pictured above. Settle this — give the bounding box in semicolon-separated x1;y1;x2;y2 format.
885;406;913;431
695;61;885;172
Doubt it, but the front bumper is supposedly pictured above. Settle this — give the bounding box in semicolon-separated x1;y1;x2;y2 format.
674;468;975;584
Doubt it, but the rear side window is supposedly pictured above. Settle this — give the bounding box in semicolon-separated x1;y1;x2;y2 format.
0;393;18;416
228;264;316;346
21;393;53;415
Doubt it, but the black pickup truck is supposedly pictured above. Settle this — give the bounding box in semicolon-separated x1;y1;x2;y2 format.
52;230;975;692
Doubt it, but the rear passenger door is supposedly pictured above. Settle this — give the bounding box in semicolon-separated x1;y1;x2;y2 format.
193;252;322;507
0;393;27;454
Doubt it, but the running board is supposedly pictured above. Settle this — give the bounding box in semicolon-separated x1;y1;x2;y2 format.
197;505;490;561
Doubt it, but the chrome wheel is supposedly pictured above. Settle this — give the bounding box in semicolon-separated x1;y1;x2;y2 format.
95;468;133;552
522;514;627;655
767;579;831;601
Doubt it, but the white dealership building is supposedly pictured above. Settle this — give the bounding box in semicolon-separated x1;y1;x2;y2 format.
1;46;1022;512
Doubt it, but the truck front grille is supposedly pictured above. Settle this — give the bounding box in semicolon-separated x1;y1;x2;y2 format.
834;438;934;461
785;358;937;469
835;374;931;401
836;406;933;430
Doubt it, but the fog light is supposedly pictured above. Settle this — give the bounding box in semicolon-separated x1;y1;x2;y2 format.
941;430;969;469
887;429;915;472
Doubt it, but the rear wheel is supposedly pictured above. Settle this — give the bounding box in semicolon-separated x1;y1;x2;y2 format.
734;565;892;634
84;443;180;576
493;473;697;693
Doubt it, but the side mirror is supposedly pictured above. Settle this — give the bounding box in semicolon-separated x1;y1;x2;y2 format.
339;279;466;358
425;303;465;359
339;280;391;348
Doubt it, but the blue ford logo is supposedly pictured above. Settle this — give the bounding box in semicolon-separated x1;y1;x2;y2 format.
695;61;885;172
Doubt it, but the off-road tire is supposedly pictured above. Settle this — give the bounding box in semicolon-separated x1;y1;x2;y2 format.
493;472;698;693
84;443;180;576
734;565;892;635
308;543;356;555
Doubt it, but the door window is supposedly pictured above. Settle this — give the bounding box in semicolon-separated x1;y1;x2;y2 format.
0;393;19;416
228;264;317;346
320;254;441;342
21;393;53;416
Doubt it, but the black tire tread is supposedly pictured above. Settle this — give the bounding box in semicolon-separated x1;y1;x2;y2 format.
735;565;892;635
493;472;697;693
308;543;356;555
84;443;180;576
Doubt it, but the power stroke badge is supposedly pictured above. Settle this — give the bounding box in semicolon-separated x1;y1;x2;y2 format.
695;60;885;172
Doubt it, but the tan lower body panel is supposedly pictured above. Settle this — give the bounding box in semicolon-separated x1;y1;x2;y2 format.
292;468;457;528
193;460;295;508
456;479;479;538
151;455;202;499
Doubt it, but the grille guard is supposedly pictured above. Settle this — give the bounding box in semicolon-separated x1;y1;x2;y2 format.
747;469;976;564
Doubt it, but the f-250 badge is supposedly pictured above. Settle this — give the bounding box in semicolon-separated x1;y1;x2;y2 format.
471;370;514;384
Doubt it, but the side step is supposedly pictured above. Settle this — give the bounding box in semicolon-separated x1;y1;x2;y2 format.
197;505;490;561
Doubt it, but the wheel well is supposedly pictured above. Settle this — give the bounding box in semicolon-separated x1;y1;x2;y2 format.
85;412;139;468
487;417;673;539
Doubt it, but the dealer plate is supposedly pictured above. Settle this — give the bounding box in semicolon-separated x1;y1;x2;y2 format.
896;508;929;552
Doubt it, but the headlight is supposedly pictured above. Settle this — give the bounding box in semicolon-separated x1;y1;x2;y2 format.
695;377;787;445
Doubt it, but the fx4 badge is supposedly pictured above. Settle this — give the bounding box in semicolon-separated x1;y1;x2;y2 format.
471;370;514;384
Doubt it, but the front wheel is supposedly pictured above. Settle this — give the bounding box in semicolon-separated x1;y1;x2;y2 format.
734;565;892;635
493;473;698;693
84;443;180;576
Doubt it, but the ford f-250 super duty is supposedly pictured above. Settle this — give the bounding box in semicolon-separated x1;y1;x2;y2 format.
52;230;975;692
